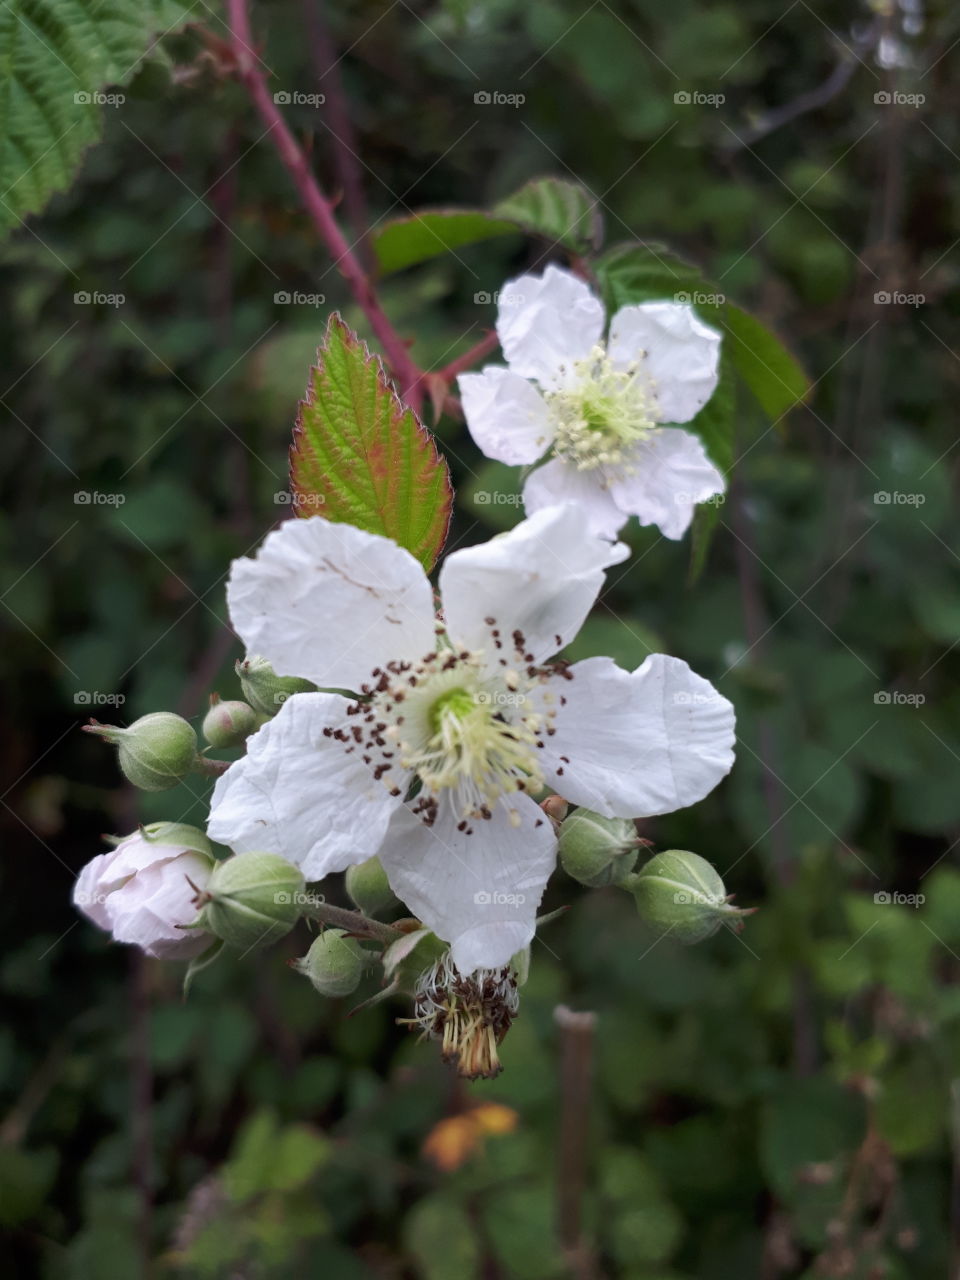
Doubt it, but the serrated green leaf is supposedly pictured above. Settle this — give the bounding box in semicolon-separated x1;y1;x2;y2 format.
723;304;810;421
290;314;453;571
0;0;190;234
493;175;602;253
372;209;519;274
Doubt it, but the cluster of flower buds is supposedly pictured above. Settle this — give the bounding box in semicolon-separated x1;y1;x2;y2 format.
558;804;750;943
83;656;309;793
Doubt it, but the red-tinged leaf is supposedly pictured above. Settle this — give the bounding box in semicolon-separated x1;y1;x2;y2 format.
290;315;453;571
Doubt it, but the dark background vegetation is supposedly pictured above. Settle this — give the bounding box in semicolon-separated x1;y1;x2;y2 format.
2;1;959;1276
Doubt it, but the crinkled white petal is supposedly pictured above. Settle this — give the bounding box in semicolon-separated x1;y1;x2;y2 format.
439;505;628;663
458;366;554;465
538;654;735;818
107;852;212;960
608;302;721;424
496;266;604;387
73;851;116;930
608;427;724;541
227;516;436;691
522;457;627;540
378;794;556;973
206;692;405;880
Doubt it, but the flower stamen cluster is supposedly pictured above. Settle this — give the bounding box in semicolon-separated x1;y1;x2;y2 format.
323;623;572;829
546;345;658;473
407;951;520;1079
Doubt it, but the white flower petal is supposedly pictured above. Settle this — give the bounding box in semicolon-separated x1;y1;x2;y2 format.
538;654;735;818
496;266;604;387
439;505;628;663
206;692;405;880
608;427;724;540
378;795;556;973
608;302;721;424
73;851;115;930
227;517;436;691
458;366;554;465
523;458;627;539
107;852;212;960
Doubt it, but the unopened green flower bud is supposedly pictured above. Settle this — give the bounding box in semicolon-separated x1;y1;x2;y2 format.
236;655;316;717
626;850;749;945
293;928;368;997
202;697;259;748
559;809;639;887
345;856;397;918
198;851;305;950
85;712;197;791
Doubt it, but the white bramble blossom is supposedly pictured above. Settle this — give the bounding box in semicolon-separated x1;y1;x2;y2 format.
206;505;735;973
73;829;213;959
459;265;725;540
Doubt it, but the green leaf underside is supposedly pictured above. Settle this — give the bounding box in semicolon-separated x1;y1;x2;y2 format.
723;303;810;421
373;209;520;274
372;176;600;274
0;0;190;234
290;314;453;572
493;175;602;253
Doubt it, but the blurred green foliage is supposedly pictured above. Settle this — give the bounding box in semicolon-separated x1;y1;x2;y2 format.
2;0;959;1276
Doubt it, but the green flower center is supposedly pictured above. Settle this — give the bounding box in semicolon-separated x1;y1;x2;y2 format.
546;345;658;471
